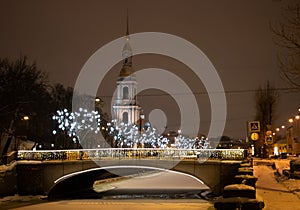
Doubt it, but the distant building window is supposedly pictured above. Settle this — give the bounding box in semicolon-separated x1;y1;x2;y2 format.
123;112;128;124
123;86;129;99
124;58;128;64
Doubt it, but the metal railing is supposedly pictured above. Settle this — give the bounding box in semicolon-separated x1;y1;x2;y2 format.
17;148;246;161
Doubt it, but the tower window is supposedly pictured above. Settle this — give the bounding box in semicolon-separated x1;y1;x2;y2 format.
124;58;128;64
123;112;128;124
123;86;129;99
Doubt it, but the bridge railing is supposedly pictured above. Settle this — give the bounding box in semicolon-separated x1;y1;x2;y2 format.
17;148;246;161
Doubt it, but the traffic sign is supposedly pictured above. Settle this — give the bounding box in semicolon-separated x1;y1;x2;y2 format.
249;121;260;132
250;132;259;141
266;130;272;136
265;135;273;144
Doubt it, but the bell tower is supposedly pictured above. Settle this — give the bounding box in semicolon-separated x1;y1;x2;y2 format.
113;14;141;126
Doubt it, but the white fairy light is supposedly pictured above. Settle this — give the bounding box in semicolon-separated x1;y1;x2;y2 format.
52;108;102;143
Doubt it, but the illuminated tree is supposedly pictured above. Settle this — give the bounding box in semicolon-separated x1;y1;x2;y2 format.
52;108;101;148
53;109;210;150
176;135;209;149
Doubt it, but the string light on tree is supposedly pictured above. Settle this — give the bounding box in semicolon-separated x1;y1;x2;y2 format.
53;108;209;150
52;108;101;143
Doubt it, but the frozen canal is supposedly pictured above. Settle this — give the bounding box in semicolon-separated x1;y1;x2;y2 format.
1;170;213;210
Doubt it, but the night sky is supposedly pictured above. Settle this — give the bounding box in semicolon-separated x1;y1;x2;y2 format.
0;0;299;138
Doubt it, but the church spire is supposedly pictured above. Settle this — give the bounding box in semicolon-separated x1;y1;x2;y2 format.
120;10;133;77
122;10;132;57
113;11;140;128
126;9;129;37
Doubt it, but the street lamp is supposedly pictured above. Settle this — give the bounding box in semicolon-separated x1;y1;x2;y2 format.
95;97;102;113
139;112;145;132
23;115;29;121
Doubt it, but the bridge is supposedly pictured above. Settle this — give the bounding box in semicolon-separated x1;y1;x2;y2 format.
4;148;246;197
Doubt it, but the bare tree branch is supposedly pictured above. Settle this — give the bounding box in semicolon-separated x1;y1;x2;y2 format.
271;1;300;88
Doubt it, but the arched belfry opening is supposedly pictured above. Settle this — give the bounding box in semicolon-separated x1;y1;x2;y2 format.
123;86;129;99
122;112;129;124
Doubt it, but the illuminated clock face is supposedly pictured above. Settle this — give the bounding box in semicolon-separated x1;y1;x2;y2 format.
251;132;259;141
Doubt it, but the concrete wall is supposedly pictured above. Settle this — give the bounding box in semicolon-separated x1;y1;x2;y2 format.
16;160;100;195
172;160;240;195
0;162;18;197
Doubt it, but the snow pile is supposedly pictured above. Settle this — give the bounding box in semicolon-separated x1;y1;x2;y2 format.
280;178;300;198
274;159;290;175
0;195;43;202
0;161;17;173
238;167;253;172
254;160;300;210
235;174;256;179
271;159;300;198
224;184;255;191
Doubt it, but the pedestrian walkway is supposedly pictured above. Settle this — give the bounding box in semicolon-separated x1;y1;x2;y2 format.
254;164;300;210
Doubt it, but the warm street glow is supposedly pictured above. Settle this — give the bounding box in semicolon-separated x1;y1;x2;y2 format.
275;108;300;132
23;116;29;121
274;146;279;156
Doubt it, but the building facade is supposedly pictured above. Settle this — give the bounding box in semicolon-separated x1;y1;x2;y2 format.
286;123;300;155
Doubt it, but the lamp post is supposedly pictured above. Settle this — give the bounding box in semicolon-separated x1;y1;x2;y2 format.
23;116;29;121
294;111;300;154
14;115;30;150
139;112;145;133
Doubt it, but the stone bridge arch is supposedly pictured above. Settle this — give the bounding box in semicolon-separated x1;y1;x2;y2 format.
48;165;206;199
47;160;240;198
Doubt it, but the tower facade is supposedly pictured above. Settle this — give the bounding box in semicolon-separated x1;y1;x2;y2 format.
112;20;141;126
